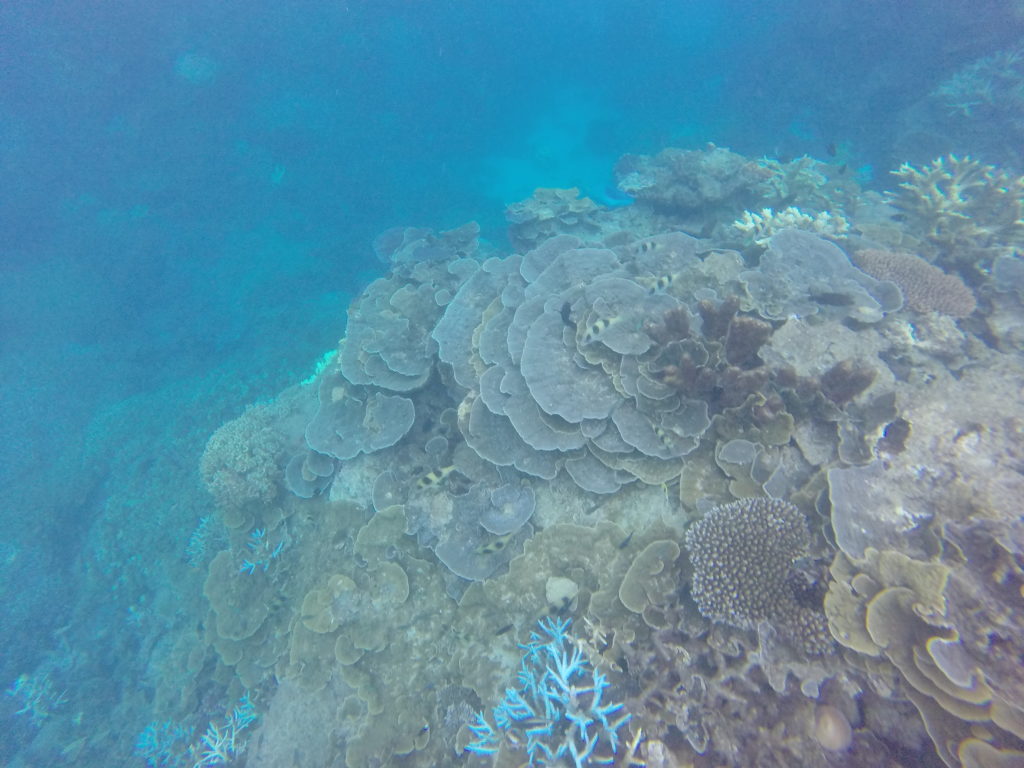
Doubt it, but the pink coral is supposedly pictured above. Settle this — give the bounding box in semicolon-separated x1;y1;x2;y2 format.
851;248;976;317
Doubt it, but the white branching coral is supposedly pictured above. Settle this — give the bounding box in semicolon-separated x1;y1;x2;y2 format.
733;206;849;245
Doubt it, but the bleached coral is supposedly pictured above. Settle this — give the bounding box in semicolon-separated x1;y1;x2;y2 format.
732;206;849;245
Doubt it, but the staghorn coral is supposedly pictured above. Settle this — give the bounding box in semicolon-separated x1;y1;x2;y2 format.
887;155;1024;265
684;497;833;655
465;617;638;765
851;248;976;317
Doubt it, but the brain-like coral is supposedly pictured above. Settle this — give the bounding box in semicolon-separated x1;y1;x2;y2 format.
684;497;832;655
851;248;976;317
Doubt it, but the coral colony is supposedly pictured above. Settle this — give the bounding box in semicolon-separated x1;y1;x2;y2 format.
135;695;258;768
5;671;67;726
467;618;633;766
239;527;285;575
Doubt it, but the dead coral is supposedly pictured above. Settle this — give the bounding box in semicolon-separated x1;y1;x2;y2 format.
684;497;833;655
851;248;976;317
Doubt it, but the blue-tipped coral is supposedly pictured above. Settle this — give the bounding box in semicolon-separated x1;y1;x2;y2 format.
5;670;67;727
466;617;636;766
239;528;285;575
134;694;258;768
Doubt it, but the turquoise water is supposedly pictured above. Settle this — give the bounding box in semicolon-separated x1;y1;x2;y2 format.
3;2;1023;766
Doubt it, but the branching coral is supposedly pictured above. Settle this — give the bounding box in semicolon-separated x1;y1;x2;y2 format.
466;617;638;765
888;155;1024;263
732;206;849;246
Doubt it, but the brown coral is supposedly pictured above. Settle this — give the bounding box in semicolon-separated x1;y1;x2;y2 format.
851;248;976;317
684;497;833;655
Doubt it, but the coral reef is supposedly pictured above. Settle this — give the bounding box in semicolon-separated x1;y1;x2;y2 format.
143;143;1024;768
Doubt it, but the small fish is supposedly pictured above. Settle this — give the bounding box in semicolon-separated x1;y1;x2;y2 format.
826;142;837;157
494;623;514;636
416;464;456;489
654;425;675;449
837;163;848;175
648;273;676;294
633;238;662;254
618;531;634;550
560;300;575;329
477;532;514;555
582;316;620;344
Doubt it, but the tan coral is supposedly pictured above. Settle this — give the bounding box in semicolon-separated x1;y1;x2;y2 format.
851;248;976;317
887;155;1024;264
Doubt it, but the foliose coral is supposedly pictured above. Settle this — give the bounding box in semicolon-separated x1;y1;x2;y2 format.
466;617;637;765
684;497;832;655
740;228;902;323
505;187;602;251
615;144;768;213
824;358;1024;767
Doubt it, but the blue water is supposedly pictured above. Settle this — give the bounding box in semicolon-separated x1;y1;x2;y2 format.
2;1;1022;765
